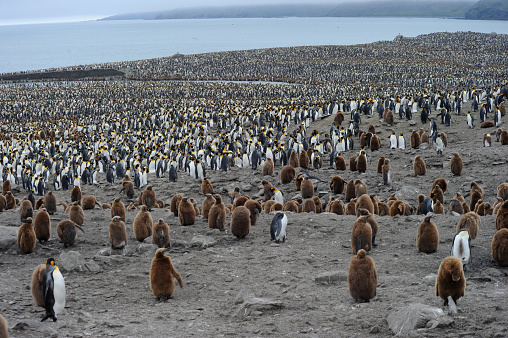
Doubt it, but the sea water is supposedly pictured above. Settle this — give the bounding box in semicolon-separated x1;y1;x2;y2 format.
0;17;507;74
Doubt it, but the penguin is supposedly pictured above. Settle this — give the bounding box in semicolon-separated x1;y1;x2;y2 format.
298;151;309;169
280;165;296;184
495;200;508;230
357;207;378;246
451;230;471;269
348;249;377;303
389;132;397;149
153;218;170;248
457;212;480;239
435;256;465;307
270;212;288;243
389;200;405;216
57;219;84;247
19;198;33;223
345;179;356;202
398;133;406;149
141;185;156;211
168;164;178;182
330;175;346;194
68;201;84;227
300;177;314;199
0;314;7;338
110;197;126;222
109;216;127;249
70;186;81;203
450;152;463;176
262;158;274;176
270;187;285;205
413;155;426;176
34;208;51;243
40;258;66;322
5;191;16;210
208;194;226;231
492;228;508;267
351;213;373;254
432;178;448;193
150;248;183;300
44;191;57;215
355;194;374;216
201;178;213;195
201;194;216;220
416;215;439;253
244;199;262;226
356;151;367;173
483;133;491;147
410;130;420;148
17;217;36;254
106;166;115;185
177;197;196;226
467;112;474;128
230;205;251;238
0;194;6;212
133;205;153;241
261;179;274;201
170;194;183;217
81;195;101;210
381;159;393;185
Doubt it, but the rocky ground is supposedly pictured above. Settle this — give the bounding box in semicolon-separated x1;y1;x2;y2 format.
0;106;507;337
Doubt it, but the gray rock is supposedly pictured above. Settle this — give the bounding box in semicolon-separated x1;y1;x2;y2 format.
82;260;102;273
314;270;348;284
10;320;58;338
387;303;453;335
409;120;417;126
233;289;256;304
0;226;17;250
136;243;158;254
58;251;86;272
190;235;216;248
241;184;253;192
233;296;283;317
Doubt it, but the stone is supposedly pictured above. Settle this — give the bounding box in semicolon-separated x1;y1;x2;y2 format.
58;251;86;272
136;243;158;254
190;235;216;248
386;303;454;335
314;270;348;284
10;320;58;338
0;226;17;250
233;296;283;317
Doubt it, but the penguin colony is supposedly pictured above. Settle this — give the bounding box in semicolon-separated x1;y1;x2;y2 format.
0;31;508;334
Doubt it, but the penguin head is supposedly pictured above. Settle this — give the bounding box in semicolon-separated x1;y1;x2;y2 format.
46;257;56;266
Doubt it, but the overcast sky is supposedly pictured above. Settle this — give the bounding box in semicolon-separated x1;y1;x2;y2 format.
0;1;341;25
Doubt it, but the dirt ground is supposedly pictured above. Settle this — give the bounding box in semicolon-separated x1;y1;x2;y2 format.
0;102;507;338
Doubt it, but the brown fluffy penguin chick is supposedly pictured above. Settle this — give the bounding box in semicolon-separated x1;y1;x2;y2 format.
357;208;378;246
433;200;444;214
312;196;322;214
495;200;508;230
348;249;377;303
416;215;439;253
334;154;346;170
133;205;153;241
284;200;300;213
351;214;373;254
300;177;314;199
122;180;135;199
432;178;448;193
153;219;170;248
0;194;6;211
436;256;466;306
345;180;356;202
481;120;495;128
5;191;16;210
357;151;367;173
263;200;277;213
2;180;11;195
349;156;357;171
502;129;508;145
230;205;251;238
142;185;156;211
456;212;480;239
355;180;367;198
201;194;216;219
378;201;389;216
270;202;284;213
111;198;126;222
382;159;394;185
450;153;463;176
280;165;296;184
330;175;346;194
346;199;357;215
492;228;508;266
208;194;226;231
201;177;213;195
233;195;249;210
71;186;82;203
0;315;7;337
17;217;36;254
68;201;84;227
150;248;183;300
19;198;33;223
44;191;57;215
302;198;316;213
431;185;444;205
470;181;484;196
329;199;346;215
389;200;405;216
262;158;274;176
34;208;51;242
261;179;274;202
31;263;46;307
178;197;196;226
289;150;298;168
109;216;127;249
410;130;420;148
413;155;426;176
57;219;83;247
190;198;200;216
370;134;381;151
170;194;183;216
462;202;471;214
244;199;262;226
498;183;508;201
355;195;374;216
369;194;379;215
82;195;100;210
377;156;385;174
298;151;309;169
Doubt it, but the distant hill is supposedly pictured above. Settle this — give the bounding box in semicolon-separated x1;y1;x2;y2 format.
465;0;508;20
102;1;477;21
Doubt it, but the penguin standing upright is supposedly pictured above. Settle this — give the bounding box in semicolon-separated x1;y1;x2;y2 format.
41;258;66;322
451;230;471;269
270;212;288;243
168;164;177;182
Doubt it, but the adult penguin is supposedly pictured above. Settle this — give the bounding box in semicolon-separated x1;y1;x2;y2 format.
41;258;66;322
251;148;260;170
421;108;429;124
419;193;435;215
106;166;114;185
168;164;177;182
270;212;288;243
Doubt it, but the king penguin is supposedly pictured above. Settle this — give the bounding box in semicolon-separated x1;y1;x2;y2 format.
451;230;471;270
41;257;66;322
270;212;288;243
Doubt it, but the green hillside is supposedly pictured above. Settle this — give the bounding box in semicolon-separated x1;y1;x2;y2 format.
465;0;508;20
